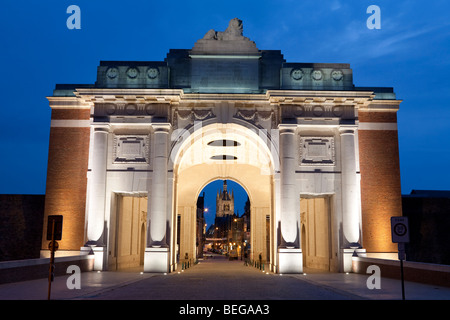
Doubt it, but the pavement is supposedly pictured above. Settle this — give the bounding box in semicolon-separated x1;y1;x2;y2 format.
1;254;450;301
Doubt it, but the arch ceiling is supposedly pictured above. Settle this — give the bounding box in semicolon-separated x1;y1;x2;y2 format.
172;123;277;207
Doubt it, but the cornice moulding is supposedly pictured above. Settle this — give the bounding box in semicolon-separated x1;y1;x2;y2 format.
46;96;91;109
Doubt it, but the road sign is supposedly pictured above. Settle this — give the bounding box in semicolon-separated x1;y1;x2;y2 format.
391;216;409;300
391;216;409;243
47;215;63;241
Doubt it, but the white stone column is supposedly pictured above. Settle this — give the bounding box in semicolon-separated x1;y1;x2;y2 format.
277;124;302;273
86;126;109;245
339;127;361;247
149;124;170;246
144;123;171;273
339;127;365;272
82;126;109;271
279;125;298;246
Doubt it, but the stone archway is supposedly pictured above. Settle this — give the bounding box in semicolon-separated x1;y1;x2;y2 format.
170;122;277;272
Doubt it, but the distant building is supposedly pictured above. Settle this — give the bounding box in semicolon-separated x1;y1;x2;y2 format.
205;180;253;259
402;190;450;265
214;180;236;244
216;180;234;218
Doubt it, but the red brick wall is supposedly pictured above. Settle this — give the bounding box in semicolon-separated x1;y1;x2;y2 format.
41;109;90;252
358;111;402;253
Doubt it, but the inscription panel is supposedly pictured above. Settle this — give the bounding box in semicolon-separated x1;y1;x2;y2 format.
191;57;259;93
113;135;149;163
299;137;335;166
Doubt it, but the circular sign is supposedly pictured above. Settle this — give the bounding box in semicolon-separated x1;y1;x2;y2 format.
394;223;407;237
48;240;59;251
391;217;409;243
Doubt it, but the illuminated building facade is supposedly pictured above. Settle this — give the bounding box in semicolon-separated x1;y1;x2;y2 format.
41;19;402;273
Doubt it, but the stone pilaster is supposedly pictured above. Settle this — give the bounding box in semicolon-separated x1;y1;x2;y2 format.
279;124;298;246
277;124;302;273
86;126;109;246
144;123;171;273
339;127;361;248
339;127;366;272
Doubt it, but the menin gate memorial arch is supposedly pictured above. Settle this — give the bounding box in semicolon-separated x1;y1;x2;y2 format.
41;18;403;274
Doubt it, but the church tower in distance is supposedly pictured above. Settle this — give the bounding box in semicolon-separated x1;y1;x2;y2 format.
216;180;235;218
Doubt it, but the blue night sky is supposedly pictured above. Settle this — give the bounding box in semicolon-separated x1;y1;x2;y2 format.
1;1;449;227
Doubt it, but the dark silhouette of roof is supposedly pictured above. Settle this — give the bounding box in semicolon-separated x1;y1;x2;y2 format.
404;190;450;198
